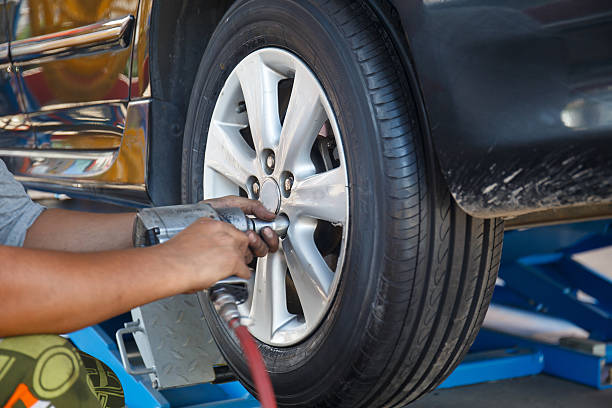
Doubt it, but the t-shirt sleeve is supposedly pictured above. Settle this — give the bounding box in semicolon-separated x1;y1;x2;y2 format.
0;159;45;247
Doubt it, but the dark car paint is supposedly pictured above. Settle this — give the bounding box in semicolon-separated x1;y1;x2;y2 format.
390;0;612;217
0;0;610;218
0;1;32;149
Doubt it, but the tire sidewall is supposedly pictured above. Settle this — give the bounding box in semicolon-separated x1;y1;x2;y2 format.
182;0;387;400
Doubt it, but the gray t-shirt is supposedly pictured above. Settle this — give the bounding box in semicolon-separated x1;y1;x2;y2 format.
0;159;45;246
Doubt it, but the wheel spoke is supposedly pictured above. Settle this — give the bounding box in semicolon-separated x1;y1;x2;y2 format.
276;64;326;176
283;222;333;327
205;121;258;189
284;167;348;225
236;54;283;155
249;251;293;341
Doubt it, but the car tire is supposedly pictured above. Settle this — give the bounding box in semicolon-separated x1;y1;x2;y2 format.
182;0;504;406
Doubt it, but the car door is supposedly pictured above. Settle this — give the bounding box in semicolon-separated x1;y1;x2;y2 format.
0;0;34;152
5;0;138;180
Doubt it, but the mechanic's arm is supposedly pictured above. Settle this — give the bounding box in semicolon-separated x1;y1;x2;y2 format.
0;218;253;337
23;196;279;255
24;209;136;251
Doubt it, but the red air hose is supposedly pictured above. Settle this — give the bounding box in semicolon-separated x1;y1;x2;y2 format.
230;319;278;408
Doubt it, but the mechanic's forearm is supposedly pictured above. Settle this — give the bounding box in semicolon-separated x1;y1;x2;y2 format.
24;208;136;251
0;245;184;336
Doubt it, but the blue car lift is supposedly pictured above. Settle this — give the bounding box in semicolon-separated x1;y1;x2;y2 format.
440;219;612;390
68;219;612;406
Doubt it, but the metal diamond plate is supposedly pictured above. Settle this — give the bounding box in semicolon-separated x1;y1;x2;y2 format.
131;293;225;389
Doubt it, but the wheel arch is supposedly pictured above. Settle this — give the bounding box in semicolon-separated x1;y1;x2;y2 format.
143;0;432;207
143;0;235;205
148;0;235;105
379;0;612;220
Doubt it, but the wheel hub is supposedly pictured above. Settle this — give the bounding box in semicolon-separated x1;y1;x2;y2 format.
203;48;349;346
260;178;281;214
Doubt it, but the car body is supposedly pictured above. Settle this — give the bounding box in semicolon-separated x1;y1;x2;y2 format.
0;0;610;227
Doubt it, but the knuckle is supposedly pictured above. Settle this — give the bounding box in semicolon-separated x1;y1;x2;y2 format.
217;234;231;244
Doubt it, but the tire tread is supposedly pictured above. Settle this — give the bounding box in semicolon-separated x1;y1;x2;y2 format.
316;1;504;406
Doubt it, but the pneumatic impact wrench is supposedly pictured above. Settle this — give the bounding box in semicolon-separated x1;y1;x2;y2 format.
133;202;286;408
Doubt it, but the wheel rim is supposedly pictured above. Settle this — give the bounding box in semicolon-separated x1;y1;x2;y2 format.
203;48;349;346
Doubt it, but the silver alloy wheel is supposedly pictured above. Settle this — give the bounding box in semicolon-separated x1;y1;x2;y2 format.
203;48;349;346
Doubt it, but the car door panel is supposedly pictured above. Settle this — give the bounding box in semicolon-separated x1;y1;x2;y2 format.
32;104;124;150
3;0;140;191
11;2;135;110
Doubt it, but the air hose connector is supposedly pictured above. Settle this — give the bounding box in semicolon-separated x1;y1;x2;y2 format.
210;290;241;327
208;278;277;408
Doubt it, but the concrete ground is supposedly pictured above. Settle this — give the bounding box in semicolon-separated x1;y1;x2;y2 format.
414;375;612;407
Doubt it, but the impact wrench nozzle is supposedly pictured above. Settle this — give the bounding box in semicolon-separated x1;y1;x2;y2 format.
215;208;290;237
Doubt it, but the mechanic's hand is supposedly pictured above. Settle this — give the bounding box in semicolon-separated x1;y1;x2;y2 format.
200;196;280;256
159;217;252;291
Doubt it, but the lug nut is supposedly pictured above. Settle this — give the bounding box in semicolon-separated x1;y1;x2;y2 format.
284;176;294;193
266;153;275;171
252;181;260;197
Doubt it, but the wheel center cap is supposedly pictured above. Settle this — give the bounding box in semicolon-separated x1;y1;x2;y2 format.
259;179;281;214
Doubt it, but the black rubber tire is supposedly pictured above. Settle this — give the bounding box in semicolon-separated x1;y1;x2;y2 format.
181;1;504;406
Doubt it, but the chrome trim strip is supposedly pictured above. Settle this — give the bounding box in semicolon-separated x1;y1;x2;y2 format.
0;148;116;161
0;43;8;65
17;177;146;192
18;178;148;206
34;99;126;113
11;15;134;64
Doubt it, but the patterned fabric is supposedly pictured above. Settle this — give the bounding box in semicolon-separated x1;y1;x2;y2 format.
0;159;45;247
0;335;124;408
